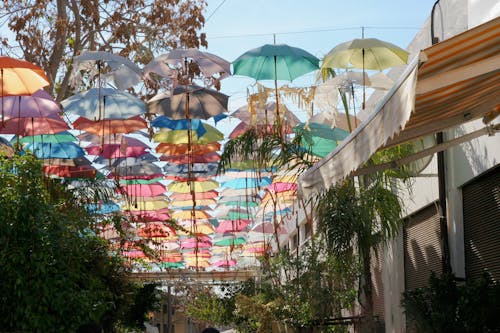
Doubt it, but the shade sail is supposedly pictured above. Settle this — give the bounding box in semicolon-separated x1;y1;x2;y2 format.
299;17;500;198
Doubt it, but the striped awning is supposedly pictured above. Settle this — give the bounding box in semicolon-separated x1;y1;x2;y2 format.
299;17;500;198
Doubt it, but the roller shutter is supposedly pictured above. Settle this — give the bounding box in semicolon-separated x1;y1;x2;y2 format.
462;166;500;281
404;203;442;290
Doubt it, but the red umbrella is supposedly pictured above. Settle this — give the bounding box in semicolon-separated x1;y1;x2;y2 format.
216;219;251;233
119;183;167;197
43;165;98;178
0;117;70;136
73;115;147;134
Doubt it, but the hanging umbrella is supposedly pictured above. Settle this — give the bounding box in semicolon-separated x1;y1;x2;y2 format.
0;117;70;136
233;44;319;81
160;151;220;164
43;164;98;178
23;141;86;159
17;131;77;144
322;37;408;109
1;95;61;120
96;153;158;168
70;51;142;90
221;177;272;190
62;87;146;120
144;48;231;84
163;162;219;178
77;131;150;145
119;183;167;197
107;163;164;179
212;259;237;268
168;180;219;193
213;236;246;247
148;85;228;120
156;142;220;155
233;44;319;135
309;111;361;132
231;101;301;126
72;115;147;134
215;219;252;233
153;122;223;144
151;116;207;138
294;122;350;158
85;136;150;158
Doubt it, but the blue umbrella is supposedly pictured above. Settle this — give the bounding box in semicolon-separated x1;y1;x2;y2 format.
294;122;350;158
23;141;86;159
151;116;207;138
61;87;146;120
221;177;271;190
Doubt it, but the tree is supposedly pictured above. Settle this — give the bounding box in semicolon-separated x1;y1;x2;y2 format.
0;154;158;332
0;0;207;100
315;170;407;332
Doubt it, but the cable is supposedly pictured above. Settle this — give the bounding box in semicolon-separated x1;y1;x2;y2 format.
206;0;228;23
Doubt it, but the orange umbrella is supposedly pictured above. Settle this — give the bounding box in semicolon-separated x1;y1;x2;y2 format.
72;115;147;134
170;190;219;201
155;142;221;155
0;56;49;95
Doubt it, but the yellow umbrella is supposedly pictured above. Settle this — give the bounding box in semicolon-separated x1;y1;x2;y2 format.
122;200;169;211
168;180;219;193
172;210;212;220
153;123;223;144
170;198;218;207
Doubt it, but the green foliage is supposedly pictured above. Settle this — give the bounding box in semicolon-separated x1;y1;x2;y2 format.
401;272;500;333
0;154;159;332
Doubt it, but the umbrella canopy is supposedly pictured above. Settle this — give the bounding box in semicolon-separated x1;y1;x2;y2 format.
231;101;301;126
163;162;219;178
43;164;98;178
85;137;150;158
70;51;142;90
144;48;231;82
221;177;272;190
160;151;220;164
151;117;207;138
23;141;86;159
120;183;167;197
213;236;246;247
322;38;409;71
215;219;251;233
0;56;49;96
1;95;61;120
148;85;228;120
0;117;70;136
170;190;218;201
61;88;146;120
156;142;220;155
233;44;320;81
17;131;77;144
168;180;219;193
72;115;147;134
294;122;350;158
153;123;223;144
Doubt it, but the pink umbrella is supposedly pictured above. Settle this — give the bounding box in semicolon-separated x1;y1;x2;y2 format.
86;139;149;158
119;183;167;197
180;240;212;249
137;222;176;238
126;208;171;222
170;190;219;201
251;221;287;234
266;182;298;193
212;259;237;267
159;151;221;164
122;249;146;258
0;117;70;136
0;95;61;120
216;219;251;233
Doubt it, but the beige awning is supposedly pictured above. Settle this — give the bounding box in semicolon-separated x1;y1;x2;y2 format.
299;17;500;199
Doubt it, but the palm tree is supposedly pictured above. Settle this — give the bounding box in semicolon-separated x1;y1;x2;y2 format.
316;174;405;331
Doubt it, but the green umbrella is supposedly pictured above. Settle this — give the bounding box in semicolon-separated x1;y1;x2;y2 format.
233;44;319;81
214;236;247;247
294;122;349;158
16;131;77;144
233;44;319;135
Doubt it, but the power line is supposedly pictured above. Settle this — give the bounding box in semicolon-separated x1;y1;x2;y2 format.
206;0;228;22
206;25;421;40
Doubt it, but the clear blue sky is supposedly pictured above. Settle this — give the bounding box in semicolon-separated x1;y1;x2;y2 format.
200;0;437;117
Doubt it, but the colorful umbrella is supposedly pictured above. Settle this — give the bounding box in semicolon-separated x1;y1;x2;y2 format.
170;190;219;201
215;219;252;233
153;122;223;144
0;117;70;136
72;115;147;134
294;122;349;158
168;180;219;193
0;56;48;95
43;164;98;178
17;131;77;144
163;162;219;178
148;85;228;120
231;101;301;126
23;141;86;159
1;95;61;120
61;87;146;120
119;183;167;197
160;151;220;164
156;142;221;155
233;44;319;81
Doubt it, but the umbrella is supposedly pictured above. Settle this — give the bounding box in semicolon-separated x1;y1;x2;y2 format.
309;111;361;132
61;88;146;120
156;142;220;155
43;164;98;178
17;131;77;144
212;259;237;267
70;51;142;90
215;219;251;233
23;141;86;159
148;85;228;120
107;163;164;179
233;44;319;135
72;115;147;134
168;180;219;193
160;151;220;164
163;162;219;178
96;153;158;168
153;122;223;144
85;137;150;158
151;117;207;138
0;117;70;136
322;37;408;109
170;190;218;201
294;122;349;158
213;236;246;247
119;183;167;197
233;44;319;81
221;177;272;190
231;101;301;127
144;48;231;84
1;95;61;120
